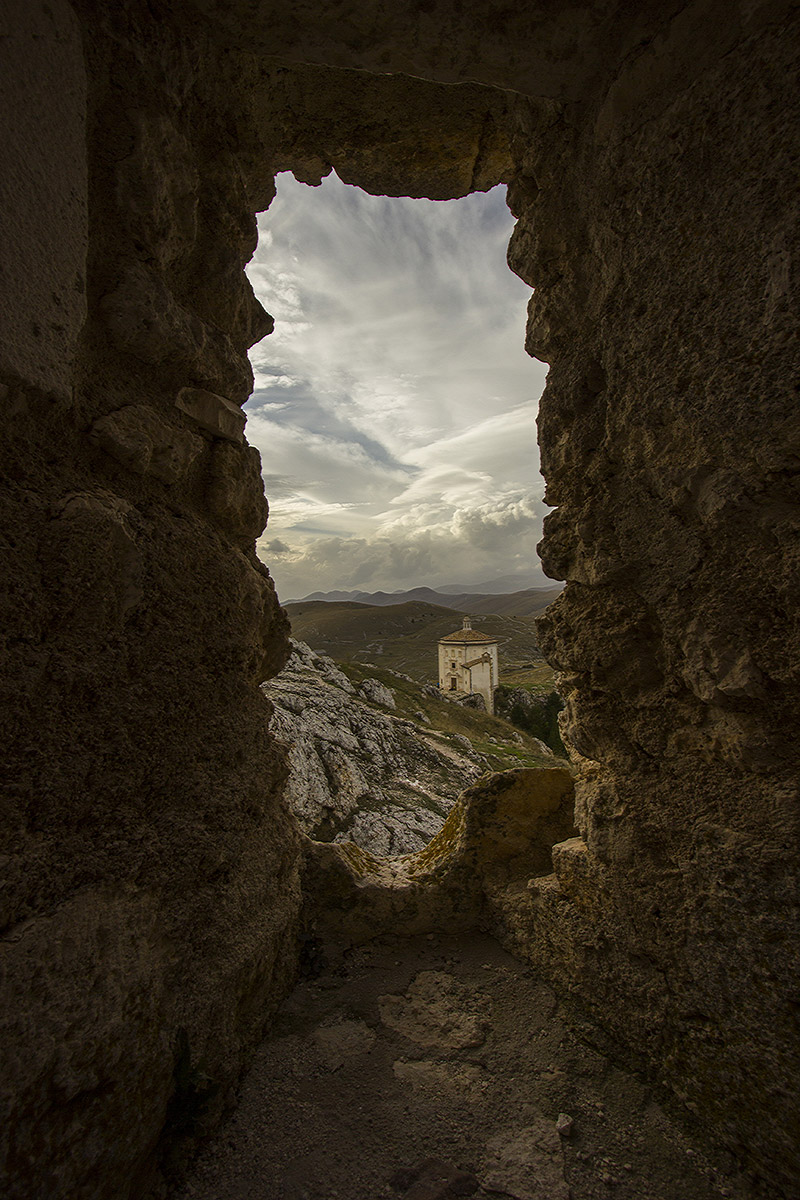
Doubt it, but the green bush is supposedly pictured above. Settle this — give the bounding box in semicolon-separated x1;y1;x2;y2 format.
495;686;566;757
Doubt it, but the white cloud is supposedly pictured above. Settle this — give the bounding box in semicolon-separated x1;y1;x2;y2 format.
245;171;549;599
259;491;551;600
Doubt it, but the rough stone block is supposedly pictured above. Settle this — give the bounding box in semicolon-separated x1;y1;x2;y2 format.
176;386;246;443
206;439;268;539
91;404;204;484
50;492;144;629
549;837;599;910
100;265;253;401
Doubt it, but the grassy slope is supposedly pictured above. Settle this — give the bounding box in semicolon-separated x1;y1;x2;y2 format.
337;661;566;773
449;587;563;616
285;599;556;692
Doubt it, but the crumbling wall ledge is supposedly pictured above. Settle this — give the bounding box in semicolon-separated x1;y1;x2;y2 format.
302;767;576;947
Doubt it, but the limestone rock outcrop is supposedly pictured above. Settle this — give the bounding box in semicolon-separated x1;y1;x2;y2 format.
263;641;485;855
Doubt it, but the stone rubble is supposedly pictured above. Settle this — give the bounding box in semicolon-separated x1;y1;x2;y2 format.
556;1113;574;1138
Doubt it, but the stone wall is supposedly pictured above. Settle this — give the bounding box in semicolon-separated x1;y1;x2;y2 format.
1;0;798;1195
1;4;302;1196
0;2;517;1195
525;16;800;1187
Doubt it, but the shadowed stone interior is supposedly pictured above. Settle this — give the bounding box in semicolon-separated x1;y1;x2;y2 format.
1;0;797;1196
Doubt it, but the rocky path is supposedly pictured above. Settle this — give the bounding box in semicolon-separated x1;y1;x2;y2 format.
172;933;757;1200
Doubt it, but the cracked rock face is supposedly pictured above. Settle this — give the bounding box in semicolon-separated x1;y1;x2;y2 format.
263;641;485;855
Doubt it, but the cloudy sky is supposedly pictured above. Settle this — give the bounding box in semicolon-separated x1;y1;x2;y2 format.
245;172;551;600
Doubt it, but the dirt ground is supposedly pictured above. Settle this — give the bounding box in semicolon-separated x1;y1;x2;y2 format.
171;932;766;1200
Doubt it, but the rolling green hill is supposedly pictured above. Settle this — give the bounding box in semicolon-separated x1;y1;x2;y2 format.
285;599;554;690
336;660;567;770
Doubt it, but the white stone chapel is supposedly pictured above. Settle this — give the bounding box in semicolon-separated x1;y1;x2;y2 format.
437;617;499;714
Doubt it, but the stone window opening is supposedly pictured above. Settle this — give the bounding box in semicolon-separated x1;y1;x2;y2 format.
2;7;794;1198
247;160;552;865
244;127;547;606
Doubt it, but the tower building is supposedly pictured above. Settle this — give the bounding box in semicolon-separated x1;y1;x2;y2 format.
437;617;499;714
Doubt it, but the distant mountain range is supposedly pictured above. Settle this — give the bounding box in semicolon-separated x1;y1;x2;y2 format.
284;599;549;682
287;583;563;617
429;574;552;596
284;582;565;689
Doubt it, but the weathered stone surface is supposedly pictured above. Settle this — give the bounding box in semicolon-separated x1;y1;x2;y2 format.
358;677;396;709
246;64;514;202
0;8;298;1192
91;404;204;483
0;0;87;398
187;0;682;105
101;265;253;402
481;1118;569;1200
343;807;448;859
379;972;490;1050
303;767;577;944
176;386;247;443
523;14;800;1187
115;111;199;269
0;891;172;1197
205;439;269;541
50;492;144;626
